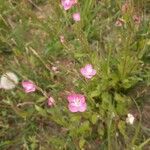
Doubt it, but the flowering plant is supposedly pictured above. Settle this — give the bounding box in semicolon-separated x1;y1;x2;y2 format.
0;0;149;150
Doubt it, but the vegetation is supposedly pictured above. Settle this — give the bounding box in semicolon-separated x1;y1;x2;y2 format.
0;0;150;149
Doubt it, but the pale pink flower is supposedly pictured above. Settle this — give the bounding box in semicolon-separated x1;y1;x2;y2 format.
115;18;125;27
48;97;55;106
80;64;96;79
67;93;87;112
61;0;77;10
73;12;80;21
121;2;129;13
60;35;65;43
52;66;58;72
22;80;36;93
133;15;141;25
52;66;60;73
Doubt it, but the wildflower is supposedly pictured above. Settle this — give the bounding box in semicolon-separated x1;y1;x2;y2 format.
0;72;19;90
115;18;125;27
80;64;96;79
52;66;59;74
61;0;77;10
22;80;36;93
67;93;87;112
48;97;55;106
121;2;129;13
73;12;80;21
133;15;141;25
60;35;65;43
126;113;135;125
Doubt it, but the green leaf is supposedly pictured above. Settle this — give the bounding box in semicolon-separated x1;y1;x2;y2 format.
91;114;98;124
36;97;46;103
90;90;100;98
118;121;128;140
114;93;128;115
35;105;47;116
79;138;86;149
97;123;104;137
70;115;81;122
74;53;86;58
78;121;90;135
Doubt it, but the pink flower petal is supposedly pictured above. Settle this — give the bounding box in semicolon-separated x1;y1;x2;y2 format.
61;0;77;10
68;104;79;112
48;97;55;106
85;64;92;70
77;94;85;103
73;12;80;22
80;68;86;75
67;93;86;112
115;18;125;27
78;102;87;112
80;64;96;79
121;2;129;13
60;35;65;43
67;94;76;103
84;74;93;79
133;15;141;25
22;80;36;93
91;69;97;76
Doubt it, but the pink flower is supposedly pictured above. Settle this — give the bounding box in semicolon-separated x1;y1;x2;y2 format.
115;18;125;27
52;66;58;72
48;97;55;106
73;12;80;21
61;0;77;10
80;64;96;79
121;2;129;13
22;80;36;93
133;15;141;25
67;93;87;112
60;35;65;43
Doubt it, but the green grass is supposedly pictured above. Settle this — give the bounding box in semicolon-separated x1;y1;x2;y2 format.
0;0;150;149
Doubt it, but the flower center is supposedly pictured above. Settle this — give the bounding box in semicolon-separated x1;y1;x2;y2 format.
86;68;92;74
74;98;81;107
65;0;70;5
